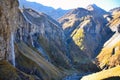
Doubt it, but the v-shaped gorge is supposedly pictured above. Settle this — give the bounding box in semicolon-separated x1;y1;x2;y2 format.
0;0;120;80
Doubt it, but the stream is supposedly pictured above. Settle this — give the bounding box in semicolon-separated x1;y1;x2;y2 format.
63;72;91;80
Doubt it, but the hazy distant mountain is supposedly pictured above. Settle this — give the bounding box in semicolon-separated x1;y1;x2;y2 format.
18;0;69;19
109;7;120;13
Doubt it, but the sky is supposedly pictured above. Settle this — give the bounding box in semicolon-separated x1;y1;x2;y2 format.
27;0;120;11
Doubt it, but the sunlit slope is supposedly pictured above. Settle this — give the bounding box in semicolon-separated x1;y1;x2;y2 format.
81;66;120;80
96;10;120;69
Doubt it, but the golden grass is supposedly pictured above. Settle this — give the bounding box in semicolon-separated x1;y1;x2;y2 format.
72;28;84;50
97;39;120;69
81;66;120;80
109;11;120;27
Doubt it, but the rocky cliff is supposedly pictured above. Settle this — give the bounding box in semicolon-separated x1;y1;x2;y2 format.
16;8;71;68
0;0;42;80
0;0;67;80
0;0;18;62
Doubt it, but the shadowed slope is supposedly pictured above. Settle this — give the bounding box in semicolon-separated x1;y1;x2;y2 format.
0;60;41;80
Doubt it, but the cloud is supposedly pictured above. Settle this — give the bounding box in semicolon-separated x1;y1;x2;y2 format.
27;0;95;9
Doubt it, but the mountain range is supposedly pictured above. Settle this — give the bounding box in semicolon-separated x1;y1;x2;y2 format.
0;0;120;80
18;0;69;19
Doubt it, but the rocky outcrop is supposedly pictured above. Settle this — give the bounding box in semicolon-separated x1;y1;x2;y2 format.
16;8;71;69
0;0;68;80
0;0;41;79
0;0;19;62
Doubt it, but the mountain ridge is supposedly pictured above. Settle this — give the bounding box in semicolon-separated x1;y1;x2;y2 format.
18;0;69;19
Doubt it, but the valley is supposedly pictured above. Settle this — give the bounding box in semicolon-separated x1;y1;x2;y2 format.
0;0;120;80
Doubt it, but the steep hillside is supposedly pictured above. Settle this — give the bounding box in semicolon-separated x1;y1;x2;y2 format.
17;8;71;68
82;9;120;80
14;8;72;80
110;7;120;14
81;66;120;80
18;0;69;19
58;4;113;60
0;0;67;80
0;60;41;80
17;7;98;74
96;10;120;69
0;0;41;79
0;0;19;62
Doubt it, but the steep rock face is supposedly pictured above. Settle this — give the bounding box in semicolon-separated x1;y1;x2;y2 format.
13;8;71;80
0;0;41;80
0;0;68;80
96;10;120;69
58;4;113;59
0;0;19;61
16;8;71;68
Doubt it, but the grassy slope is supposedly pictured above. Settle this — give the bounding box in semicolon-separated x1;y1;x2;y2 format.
0;60;40;80
96;34;120;68
15;41;62;80
96;11;120;69
81;66;120;80
109;11;120;27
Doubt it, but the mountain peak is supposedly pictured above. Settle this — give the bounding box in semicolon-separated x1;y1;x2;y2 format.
86;4;100;11
86;4;107;16
71;8;88;14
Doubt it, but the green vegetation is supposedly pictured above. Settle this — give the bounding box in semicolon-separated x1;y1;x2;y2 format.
72;28;85;50
15;41;62;80
0;60;38;80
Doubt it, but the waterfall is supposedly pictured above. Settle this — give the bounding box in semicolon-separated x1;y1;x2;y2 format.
11;32;15;66
30;35;35;47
